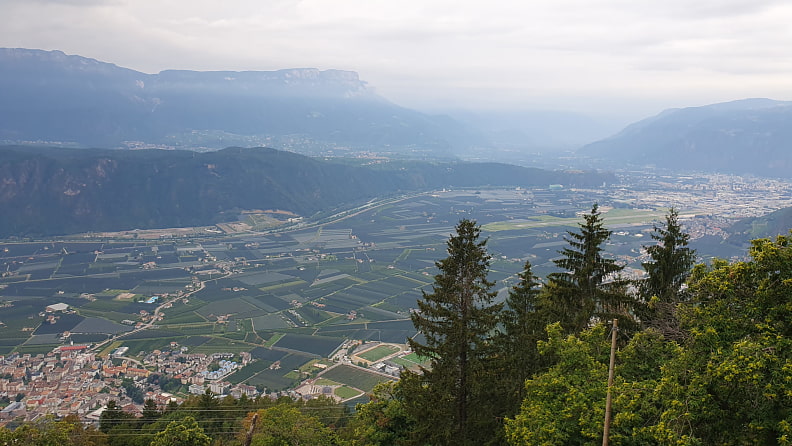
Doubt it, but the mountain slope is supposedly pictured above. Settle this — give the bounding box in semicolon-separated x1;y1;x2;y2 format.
579;98;792;177
0;48;480;153
725;206;792;246
0;146;614;237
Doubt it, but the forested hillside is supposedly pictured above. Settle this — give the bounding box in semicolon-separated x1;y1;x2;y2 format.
0;145;612;237
726;205;792;246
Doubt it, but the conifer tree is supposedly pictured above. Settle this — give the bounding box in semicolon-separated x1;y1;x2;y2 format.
495;261;548;419
545;204;632;333
639;208;696;336
99;400;130;433
403;219;502;445
141;399;160;423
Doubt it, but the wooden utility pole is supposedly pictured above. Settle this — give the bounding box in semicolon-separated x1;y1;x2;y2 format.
602;318;618;446
244;413;259;446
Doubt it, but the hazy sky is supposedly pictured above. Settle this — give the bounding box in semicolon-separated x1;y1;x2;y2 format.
3;0;792;120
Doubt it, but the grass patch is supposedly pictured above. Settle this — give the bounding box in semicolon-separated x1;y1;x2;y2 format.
246;372;295;392
483;209;665;232
401;352;430;364
82;299;134;312
98;340;123;357
315;378;341;386
335;386;363;399
189;337;252;354
319;364;395;393
121;337;184;356
238;319;253;332
78;309;136;324
263;333;285;348
15;344;60;355
160;324;215;336
258;280;307;292
389;356;416;368
221;330;246;341
162;312;206;324
358;344;400;362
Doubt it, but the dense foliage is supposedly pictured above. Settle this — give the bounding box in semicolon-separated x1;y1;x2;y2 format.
505;233;792;445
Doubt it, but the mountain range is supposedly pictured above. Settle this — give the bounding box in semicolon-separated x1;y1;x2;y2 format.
3;48;792;179
4;48;792;177
580;98;792;177
0;48;480;154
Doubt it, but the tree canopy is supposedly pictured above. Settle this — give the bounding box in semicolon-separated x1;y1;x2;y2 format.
150;417;210;446
507;233;792;445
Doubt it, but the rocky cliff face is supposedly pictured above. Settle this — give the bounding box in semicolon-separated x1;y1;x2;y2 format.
0;48;368;94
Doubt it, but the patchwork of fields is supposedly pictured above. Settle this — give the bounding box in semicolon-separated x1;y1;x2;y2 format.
0;186;729;392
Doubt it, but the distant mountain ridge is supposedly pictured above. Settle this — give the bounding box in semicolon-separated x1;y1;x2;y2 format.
0;48;480;153
580;98;792;177
0;145;614;237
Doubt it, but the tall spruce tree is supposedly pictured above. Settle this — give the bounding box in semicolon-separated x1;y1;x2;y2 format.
495;261;548;419
403;219;502;445
639;207;696;336
545;204;632;333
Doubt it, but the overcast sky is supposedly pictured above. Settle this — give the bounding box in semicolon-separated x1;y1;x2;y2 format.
3;0;792;121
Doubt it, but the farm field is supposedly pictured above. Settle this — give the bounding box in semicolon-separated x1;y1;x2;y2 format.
274;333;345;357
0;179;776;396
334;386;363;400
318;364;396;393
357;344;401;362
390;352;431;370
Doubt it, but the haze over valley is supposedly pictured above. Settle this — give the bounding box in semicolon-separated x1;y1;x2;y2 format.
2;48;792;420
2;1;792;443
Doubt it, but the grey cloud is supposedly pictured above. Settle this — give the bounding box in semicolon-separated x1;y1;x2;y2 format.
0;0;120;5
2;0;792;116
655;0;787;19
